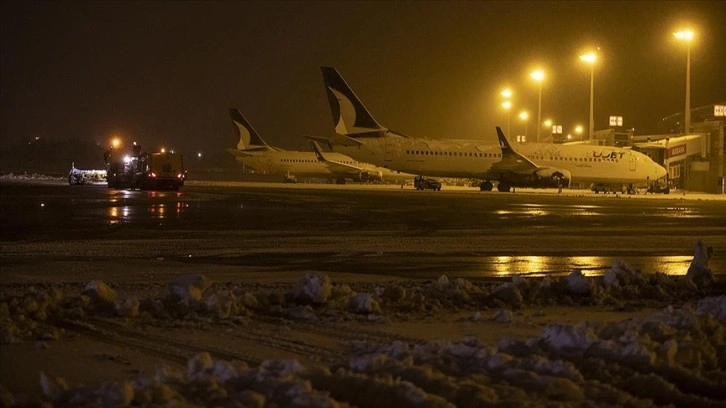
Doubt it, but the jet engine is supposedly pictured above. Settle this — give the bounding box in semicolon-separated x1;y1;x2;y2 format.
356;170;383;182
357;171;371;182
531;167;571;188
369;170;384;182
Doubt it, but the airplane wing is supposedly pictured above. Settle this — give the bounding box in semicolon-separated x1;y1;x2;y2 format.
311;141;368;175
487;127;572;188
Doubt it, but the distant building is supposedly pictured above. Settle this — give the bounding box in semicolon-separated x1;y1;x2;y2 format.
657;103;726;135
631;104;724;193
590;104;724;193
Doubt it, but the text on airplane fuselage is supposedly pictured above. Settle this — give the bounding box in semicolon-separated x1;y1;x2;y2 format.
593;151;625;159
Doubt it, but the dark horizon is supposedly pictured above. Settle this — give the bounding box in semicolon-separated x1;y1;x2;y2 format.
2;1;724;160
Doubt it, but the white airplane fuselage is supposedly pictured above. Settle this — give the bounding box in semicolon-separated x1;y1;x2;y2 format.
233;149;408;181
332;135;666;185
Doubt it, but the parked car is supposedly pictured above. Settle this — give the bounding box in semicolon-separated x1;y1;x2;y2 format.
414;176;442;191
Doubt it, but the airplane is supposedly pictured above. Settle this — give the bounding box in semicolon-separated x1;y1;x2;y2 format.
316;66;668;192
225;108;410;184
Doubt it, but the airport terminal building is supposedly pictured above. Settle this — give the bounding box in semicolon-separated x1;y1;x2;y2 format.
589;104;725;193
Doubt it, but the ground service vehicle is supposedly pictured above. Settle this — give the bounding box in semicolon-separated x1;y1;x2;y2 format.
647;180;670;194
144;152;186;190
68;163;107;185
414;176;442;191
104;143;186;190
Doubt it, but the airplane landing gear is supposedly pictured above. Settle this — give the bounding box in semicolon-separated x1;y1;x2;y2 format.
480;181;493;191
497;182;511;192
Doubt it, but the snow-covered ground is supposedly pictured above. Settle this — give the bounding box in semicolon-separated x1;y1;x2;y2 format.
3;173;726;201
1;242;724;407
1;175;725;406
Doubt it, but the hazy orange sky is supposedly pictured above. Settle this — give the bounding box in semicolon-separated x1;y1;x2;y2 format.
2;1;724;159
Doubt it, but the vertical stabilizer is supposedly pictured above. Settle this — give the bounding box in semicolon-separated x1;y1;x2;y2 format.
229;108;271;150
320;67;387;137
495;126;540;168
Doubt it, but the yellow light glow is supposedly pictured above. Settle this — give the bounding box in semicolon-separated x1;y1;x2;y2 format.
501;89;512;98
530;70;544;82
111;137;121;148
519;111;529;120
674;30;694;41
501;101;511;110
575;125;583;134
579;52;597;64
544;119;552;127
161;148;166;153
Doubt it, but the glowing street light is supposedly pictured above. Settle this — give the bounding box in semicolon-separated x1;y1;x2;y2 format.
501;100;512;136
530;69;544;142
519;111;529;138
579;52;597;141
674;29;694;133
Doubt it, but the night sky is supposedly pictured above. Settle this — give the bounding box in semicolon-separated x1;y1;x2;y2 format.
2;1;724;160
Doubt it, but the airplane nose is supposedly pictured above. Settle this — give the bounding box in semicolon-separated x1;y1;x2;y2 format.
656;164;667;180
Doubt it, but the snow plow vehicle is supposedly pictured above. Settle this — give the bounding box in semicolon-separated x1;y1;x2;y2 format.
104;142;186;190
68;162;107;185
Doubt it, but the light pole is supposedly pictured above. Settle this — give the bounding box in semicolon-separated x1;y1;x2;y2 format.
530;70;544;142
674;30;694;133
501;89;512;136
579;52;597;141
544;119;552;143
519;111;529;139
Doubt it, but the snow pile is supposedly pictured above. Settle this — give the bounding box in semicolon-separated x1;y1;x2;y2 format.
0;173;63;181
2;255;723;345
24;296;725;407
1;242;723;406
169;274;210;303
686;239;714;287
291;274;332;304
0;286;68;344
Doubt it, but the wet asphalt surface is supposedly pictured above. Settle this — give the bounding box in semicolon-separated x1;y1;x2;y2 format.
1;181;725;280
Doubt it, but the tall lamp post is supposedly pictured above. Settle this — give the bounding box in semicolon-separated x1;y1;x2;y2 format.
530;70;544;142
579;52;597;141
501;89;512;136
674;30;694;134
519;111;529;139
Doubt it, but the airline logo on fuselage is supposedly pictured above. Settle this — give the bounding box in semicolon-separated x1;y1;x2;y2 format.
593;150;625;159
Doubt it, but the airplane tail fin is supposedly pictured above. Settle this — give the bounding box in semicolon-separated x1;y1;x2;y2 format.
311;141;334;163
496;127;513;153
320;67;387;138
495;126;540;168
229;108;272;150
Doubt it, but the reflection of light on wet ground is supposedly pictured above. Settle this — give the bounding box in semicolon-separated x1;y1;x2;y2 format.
497;204;609;218
663;207;705;218
107;206;131;225
148;202;187;218
149;204;166;218
487;255;693;277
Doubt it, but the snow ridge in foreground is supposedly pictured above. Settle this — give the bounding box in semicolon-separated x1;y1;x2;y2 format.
1;251;724;407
